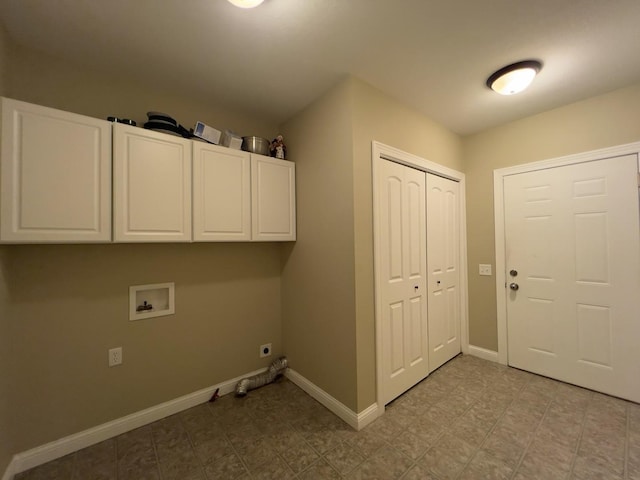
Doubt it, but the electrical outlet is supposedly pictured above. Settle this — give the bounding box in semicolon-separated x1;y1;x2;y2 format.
259;343;272;358
109;347;123;367
479;264;492;276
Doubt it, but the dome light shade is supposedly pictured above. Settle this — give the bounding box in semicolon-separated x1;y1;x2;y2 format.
227;0;264;8
486;60;542;95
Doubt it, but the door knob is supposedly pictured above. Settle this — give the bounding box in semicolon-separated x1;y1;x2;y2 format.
509;283;519;291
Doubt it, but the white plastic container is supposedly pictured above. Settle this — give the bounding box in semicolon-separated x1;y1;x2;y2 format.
193;121;222;144
220;129;243;150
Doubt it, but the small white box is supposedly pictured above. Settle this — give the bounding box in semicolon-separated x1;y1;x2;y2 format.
220;129;243;150
193;121;221;144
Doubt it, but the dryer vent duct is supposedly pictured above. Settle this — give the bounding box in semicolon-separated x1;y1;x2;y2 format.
235;356;288;397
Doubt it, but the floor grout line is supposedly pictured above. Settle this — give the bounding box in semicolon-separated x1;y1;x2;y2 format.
566;389;594;479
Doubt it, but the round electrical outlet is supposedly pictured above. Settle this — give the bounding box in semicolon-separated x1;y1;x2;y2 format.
259;343;272;358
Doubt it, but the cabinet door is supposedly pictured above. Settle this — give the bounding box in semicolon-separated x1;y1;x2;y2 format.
193;143;251;241
251;155;296;241
0;97;111;243
113;124;192;242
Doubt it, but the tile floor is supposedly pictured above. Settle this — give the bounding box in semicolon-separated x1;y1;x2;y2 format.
15;354;640;479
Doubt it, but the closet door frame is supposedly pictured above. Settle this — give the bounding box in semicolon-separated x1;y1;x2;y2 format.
372;141;469;413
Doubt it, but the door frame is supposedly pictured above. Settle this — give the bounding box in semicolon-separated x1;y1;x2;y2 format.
372;141;469;410
493;141;640;365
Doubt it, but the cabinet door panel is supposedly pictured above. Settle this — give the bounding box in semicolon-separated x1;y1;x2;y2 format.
1;98;111;242
193;144;251;241
251;155;296;241
113;124;192;242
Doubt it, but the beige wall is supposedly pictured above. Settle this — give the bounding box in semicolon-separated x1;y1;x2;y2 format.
350;78;463;411
280;77;463;413
3;45;284;452
463;83;640;350
7;44;275;139
280;78;359;410
0;22;14;475
8;243;282;452
0;246;11;473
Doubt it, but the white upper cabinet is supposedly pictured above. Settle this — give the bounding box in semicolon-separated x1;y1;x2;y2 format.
113;124;192;242
1;98;296;244
0;97;112;243
193;143;251;241
251;155;296;241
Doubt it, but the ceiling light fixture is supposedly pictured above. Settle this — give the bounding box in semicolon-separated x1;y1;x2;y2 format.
486;60;542;95
227;0;264;8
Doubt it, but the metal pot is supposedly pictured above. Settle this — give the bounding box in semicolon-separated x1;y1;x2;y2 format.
241;136;270;156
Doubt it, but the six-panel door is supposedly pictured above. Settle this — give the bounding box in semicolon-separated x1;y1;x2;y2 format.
504;154;640;403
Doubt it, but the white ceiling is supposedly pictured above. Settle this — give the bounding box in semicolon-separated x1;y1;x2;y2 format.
2;0;640;135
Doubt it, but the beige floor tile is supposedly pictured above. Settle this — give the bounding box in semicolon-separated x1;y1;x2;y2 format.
15;455;76;480
571;454;624;479
390;431;434;460
419;433;477;479
449;413;494;447
534;420;582;451
249;457;296;479
297;458;342;480
402;463;441;480
304;429;343;455
324;442;366;475
348;428;387;457
15;356;640;480
157;447;201;480
481;429;526;467
628;459;640;480
202;452;248;479
525;436;576;476
346;444;413;479
458;450;514;480
279;439;320;474
193;435;235;464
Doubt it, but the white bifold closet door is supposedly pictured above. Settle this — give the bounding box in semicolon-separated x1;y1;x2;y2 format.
426;174;461;372
377;159;429;405
377;158;461;405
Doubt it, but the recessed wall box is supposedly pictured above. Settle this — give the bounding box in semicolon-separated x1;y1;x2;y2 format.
129;282;175;321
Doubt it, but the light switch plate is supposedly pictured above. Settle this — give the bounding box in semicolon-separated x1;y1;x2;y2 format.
479;264;492;276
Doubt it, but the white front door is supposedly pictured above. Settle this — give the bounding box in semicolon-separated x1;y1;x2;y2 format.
504;154;640;402
427;174;461;372
377;159;429;405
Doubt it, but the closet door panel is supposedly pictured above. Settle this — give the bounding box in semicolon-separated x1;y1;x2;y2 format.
427;173;461;372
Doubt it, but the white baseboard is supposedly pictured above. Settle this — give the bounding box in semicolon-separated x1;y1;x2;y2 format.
3;366;383;480
4;367;267;479
467;344;499;363
285;369;379;431
1;462;14;480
